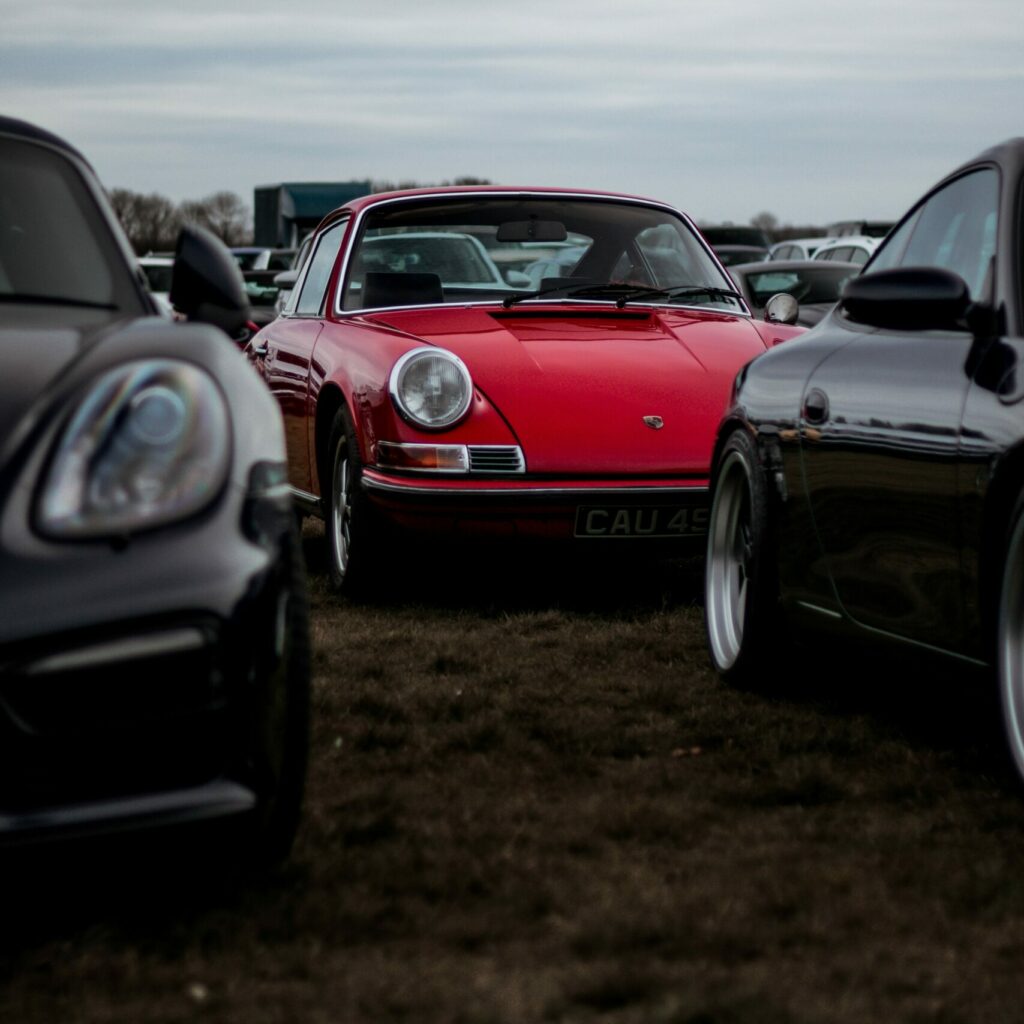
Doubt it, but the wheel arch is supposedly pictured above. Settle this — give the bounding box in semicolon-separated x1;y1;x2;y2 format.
710;416;753;487
978;442;1024;652
314;383;356;500
710;415;775;495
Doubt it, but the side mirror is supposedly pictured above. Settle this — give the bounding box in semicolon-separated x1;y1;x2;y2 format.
170;225;250;336
840;267;971;331
273;269;299;289
764;292;799;325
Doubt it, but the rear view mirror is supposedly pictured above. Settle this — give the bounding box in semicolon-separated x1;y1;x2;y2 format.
170;225;250;336
496;220;568;243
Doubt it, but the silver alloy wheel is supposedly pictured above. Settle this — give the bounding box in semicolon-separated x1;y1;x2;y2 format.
705;449;753;671
330;441;352;580
999;513;1024;785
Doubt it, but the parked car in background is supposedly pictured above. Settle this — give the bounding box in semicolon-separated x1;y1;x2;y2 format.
0;115;310;863
709;244;771;267
138;253;174;315
229;246;297;273
250;186;803;592
704;137;1024;788
826;219;894;238
273;233;314;315
231;246;299;326
700;225;771;267
768;236;828;261
727;259;860;327
811;235;880;265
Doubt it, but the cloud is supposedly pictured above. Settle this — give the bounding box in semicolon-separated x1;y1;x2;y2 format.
1;0;1022;223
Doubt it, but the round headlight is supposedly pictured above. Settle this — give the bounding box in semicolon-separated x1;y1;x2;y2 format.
37;359;231;538
389;348;472;430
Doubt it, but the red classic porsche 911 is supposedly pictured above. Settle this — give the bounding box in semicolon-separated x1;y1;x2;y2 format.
249;187;802;590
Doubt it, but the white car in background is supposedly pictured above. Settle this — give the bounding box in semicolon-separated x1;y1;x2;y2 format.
811;235;880;266
138;254;174;315
768;236;828;261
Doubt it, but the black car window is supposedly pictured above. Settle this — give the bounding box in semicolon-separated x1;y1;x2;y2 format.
0;136;143;312
884;168;998;299
294;221;345;316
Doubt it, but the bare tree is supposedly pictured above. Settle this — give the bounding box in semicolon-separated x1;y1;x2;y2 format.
179;191;251;246
749;211;779;236
108;188;182;254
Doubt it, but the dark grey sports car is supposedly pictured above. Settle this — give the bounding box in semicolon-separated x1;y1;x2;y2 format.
727;259;861;327
0;116;309;863
704;137;1024;788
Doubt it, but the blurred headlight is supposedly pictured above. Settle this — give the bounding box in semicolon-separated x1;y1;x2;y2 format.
389;348;472;430
37;359;230;538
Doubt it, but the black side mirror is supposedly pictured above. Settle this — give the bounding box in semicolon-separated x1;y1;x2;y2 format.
840;266;971;332
170;225;250;336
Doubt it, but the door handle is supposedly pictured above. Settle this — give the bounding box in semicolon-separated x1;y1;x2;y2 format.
802;387;829;425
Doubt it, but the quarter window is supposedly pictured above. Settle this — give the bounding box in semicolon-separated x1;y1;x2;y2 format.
294;221;345;316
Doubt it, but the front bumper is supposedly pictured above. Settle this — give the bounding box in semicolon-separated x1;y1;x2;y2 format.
0;490;295;846
361;469;710;541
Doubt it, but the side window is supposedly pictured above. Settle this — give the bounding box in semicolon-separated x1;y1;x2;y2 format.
293;221;345;316
878;169;998;298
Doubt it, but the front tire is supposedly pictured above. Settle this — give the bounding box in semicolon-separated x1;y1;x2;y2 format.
997;503;1024;788
326;408;372;593
704;428;781;684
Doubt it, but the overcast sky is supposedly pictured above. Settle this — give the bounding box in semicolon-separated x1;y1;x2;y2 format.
2;0;1022;227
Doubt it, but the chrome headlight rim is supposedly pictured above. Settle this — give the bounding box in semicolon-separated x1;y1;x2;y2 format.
388;347;473;431
34;357;233;541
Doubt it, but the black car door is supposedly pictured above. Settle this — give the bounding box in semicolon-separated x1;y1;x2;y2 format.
798;168;999;652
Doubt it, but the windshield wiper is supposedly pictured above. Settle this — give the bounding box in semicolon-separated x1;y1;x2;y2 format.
613;285;746;309
0;293;119;310
502;281;671;309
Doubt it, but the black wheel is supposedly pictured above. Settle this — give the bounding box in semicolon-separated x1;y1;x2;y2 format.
704;428;782;684
325;407;381;593
236;521;311;870
997;502;1024;789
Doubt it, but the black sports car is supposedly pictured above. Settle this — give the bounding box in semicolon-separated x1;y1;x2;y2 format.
0;116;309;863
704;137;1024;787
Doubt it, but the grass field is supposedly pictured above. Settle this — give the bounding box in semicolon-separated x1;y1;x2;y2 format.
1;526;1023;1023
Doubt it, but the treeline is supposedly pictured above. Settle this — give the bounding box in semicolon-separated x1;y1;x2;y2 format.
108;188;251;255
108;178;491;254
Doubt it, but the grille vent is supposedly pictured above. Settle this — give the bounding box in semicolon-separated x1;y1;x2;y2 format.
467;446;525;473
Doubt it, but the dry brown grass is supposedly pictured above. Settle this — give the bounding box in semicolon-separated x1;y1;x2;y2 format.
1;525;1022;1023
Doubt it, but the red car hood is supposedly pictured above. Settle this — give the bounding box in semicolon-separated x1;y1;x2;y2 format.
364;305;768;475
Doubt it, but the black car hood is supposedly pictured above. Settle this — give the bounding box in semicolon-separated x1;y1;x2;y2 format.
0;308;138;463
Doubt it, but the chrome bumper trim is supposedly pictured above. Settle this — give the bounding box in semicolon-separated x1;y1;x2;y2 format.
361;478;709;498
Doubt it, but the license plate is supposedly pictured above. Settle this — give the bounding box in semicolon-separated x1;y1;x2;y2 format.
574;504;709;538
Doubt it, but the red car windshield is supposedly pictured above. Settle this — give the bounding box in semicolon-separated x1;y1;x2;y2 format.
341;196;742;313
